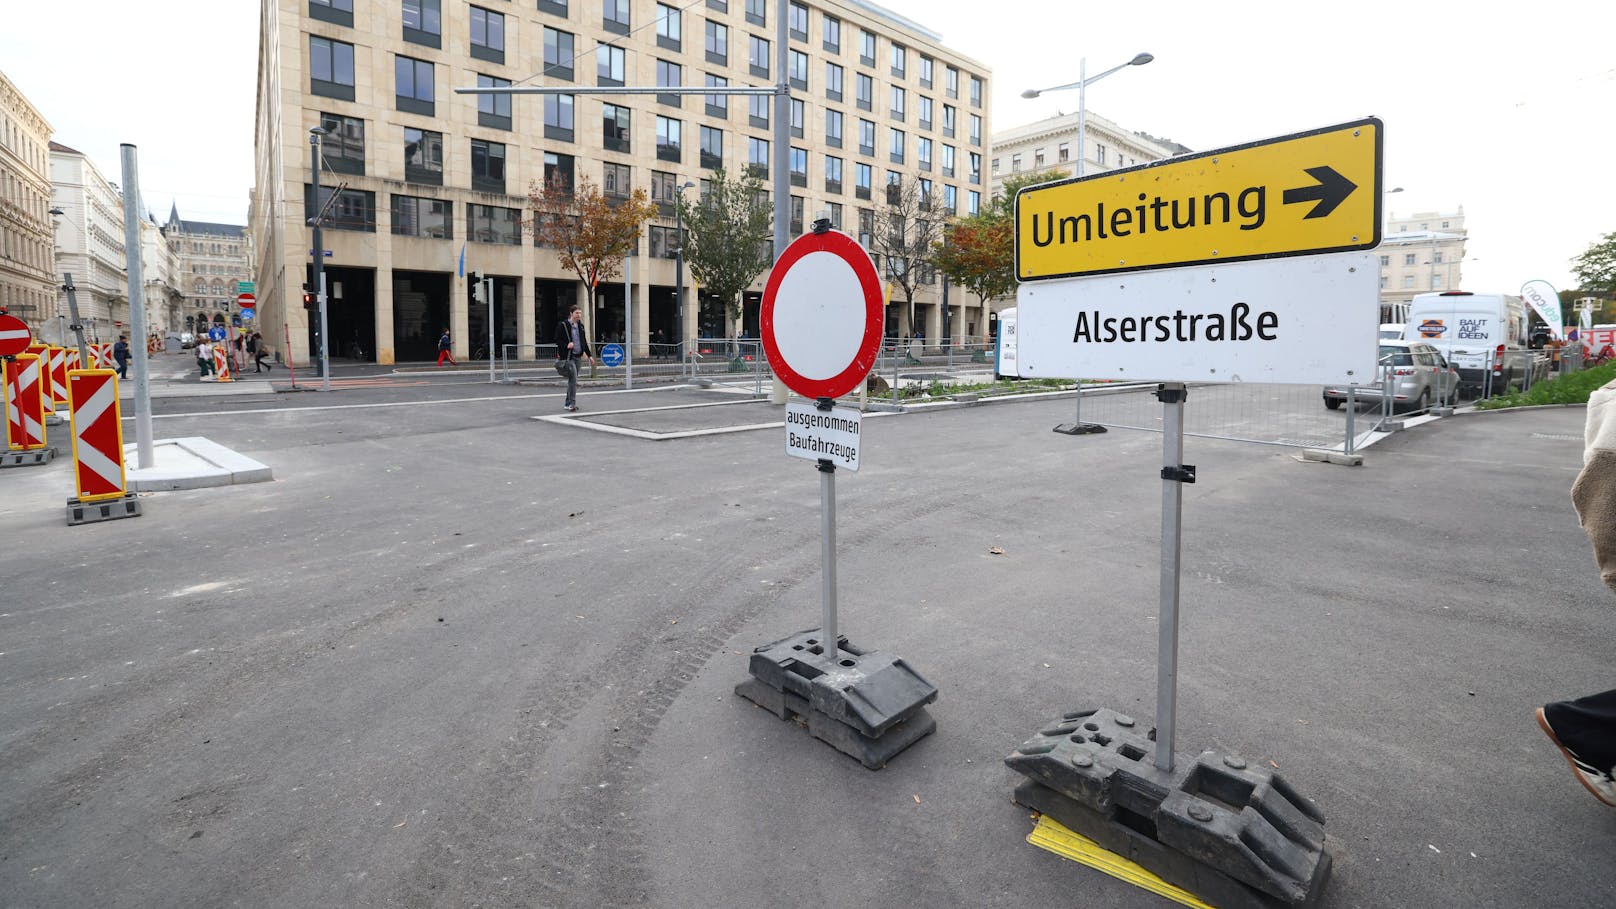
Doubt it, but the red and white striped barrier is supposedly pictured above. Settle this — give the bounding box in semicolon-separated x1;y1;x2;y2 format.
47;346;70;409
65;367;139;523
93;343;114;369
25;344;53;416
213;346;233;382
67;369;126;500
4;352;48;452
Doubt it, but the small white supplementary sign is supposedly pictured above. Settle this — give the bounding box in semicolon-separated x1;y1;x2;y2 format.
784;401;862;471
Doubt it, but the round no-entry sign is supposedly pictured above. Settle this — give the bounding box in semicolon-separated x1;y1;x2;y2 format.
237;292;257;308
761;228;883;400
0;313;32;357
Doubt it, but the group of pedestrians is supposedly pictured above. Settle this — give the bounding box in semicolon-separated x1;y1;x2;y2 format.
192;331;271;380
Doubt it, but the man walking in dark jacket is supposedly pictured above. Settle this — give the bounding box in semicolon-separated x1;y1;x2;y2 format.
554;305;592;411
112;335;131;380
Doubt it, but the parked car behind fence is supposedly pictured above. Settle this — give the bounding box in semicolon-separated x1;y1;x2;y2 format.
1322;341;1458;413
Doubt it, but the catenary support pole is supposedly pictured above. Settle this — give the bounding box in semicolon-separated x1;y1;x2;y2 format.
118;145;154;469
60;274;90;368
1155;382;1189;772
625;248;634;390
311;128;331;391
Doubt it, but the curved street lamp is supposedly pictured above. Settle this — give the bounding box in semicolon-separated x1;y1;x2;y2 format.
1021;53;1153;178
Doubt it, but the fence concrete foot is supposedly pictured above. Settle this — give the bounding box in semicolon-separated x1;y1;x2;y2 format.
1301;449;1363;466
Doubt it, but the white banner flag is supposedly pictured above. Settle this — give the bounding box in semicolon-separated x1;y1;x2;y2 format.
1521;280;1564;340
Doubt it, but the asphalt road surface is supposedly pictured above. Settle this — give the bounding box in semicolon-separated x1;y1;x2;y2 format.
2;379;1613;908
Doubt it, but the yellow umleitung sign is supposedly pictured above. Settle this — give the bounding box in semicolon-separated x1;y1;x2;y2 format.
1016;117;1382;281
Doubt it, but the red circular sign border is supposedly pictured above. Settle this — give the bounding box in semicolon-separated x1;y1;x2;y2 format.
760;229;883;400
0;313;32;358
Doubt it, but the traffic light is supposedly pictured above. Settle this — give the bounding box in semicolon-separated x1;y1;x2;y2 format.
470;272;484;303
302;283;317;309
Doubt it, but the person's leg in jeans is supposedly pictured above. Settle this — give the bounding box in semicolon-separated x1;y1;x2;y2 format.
1538;688;1616;806
564;357;579;409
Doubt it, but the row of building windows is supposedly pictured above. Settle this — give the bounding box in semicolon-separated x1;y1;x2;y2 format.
310;36;984;151
317;110;984;216
320;104;982;190
309;0;985;106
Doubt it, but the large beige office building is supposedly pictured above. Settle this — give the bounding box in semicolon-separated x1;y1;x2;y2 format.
252;0;991;365
989;109;1185;202
1377;208;1467;321
1;70;56;325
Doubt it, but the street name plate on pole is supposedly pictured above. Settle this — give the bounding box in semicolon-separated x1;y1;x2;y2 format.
784;400;860;471
1011;120;1383;780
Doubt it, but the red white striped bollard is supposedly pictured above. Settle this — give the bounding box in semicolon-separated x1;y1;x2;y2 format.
65;368;140;524
2;352;55;467
213;345;234;382
47;346;71;411
26;344;54;418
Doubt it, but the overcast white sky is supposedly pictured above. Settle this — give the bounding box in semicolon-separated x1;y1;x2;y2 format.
4;0;1612;291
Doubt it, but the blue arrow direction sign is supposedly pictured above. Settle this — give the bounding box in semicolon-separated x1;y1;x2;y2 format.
599;343;625;367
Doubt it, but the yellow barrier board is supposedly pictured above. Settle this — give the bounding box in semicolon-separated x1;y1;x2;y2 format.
1016;117;1382;281
1026;814;1218;908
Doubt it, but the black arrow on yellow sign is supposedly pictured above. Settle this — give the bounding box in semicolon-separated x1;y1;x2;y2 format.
1282;166;1357;219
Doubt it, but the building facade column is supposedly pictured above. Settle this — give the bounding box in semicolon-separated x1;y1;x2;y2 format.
634;260;651;359
452;271;470;360
517;238;536;360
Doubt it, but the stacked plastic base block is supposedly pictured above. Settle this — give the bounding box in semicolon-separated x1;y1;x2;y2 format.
1007;707;1332;909
736;629;937;769
66;493;141;526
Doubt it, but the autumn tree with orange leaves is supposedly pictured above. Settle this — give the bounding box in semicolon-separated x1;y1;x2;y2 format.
529;174;658;328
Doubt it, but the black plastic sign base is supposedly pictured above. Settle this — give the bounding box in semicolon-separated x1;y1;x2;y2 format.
1;448;55;468
1006;708;1331;908
737;629;938;769
67;494;141;526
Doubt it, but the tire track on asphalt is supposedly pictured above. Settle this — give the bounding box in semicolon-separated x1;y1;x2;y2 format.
390;489;960;907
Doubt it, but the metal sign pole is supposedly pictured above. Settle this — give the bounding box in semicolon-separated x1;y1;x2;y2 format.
1154;382;1191;772
486;275;495;384
625;250;634;390
118;145;155;469
817;398;839;656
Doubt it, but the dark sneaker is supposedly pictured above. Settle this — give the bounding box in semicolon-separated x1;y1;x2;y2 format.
1537;707;1616;807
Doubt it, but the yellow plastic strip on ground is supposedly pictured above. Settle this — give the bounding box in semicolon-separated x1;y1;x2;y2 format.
1026;815;1218;909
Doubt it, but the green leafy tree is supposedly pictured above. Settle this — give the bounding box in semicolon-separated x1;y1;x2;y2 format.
674;169;772;339
1572;231;1616;296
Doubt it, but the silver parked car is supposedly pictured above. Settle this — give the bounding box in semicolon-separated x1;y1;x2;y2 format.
1323;341;1458;412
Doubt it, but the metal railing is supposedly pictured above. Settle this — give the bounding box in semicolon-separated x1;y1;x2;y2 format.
499;338;774;392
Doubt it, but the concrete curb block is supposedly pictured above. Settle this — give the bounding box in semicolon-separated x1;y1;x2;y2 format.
125;437;273;491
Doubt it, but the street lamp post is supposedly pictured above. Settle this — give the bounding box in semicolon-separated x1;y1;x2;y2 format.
309;126;330;391
1022;52;1153;178
674;180;695;378
1021;52;1152;435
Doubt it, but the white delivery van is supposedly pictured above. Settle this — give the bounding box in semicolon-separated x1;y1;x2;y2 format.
1406;291;1548;396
